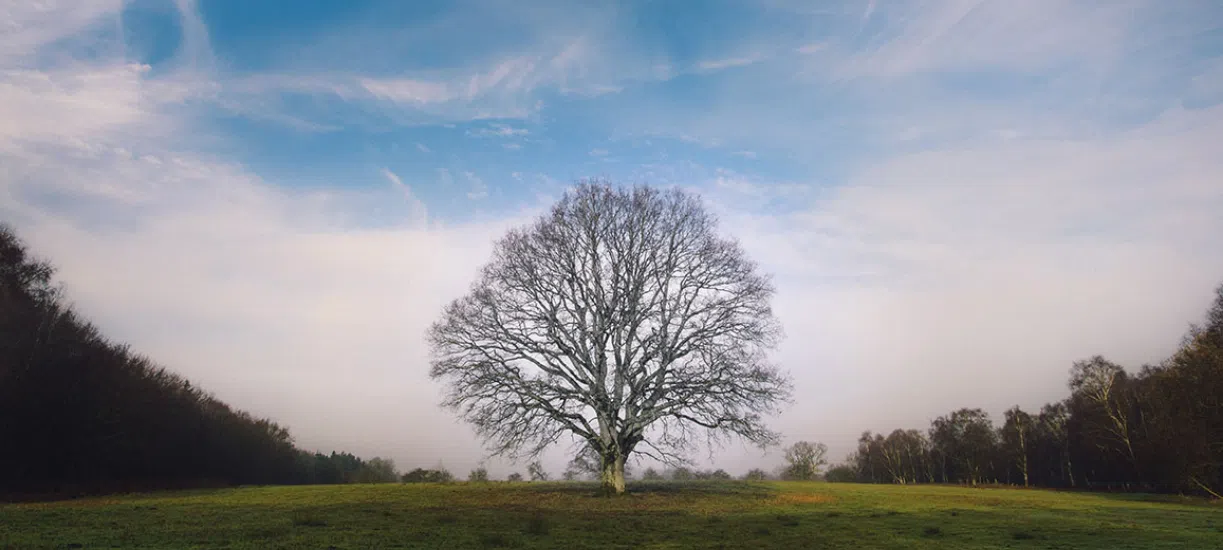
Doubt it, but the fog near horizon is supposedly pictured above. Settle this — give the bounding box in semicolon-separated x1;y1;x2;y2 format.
3;0;1222;478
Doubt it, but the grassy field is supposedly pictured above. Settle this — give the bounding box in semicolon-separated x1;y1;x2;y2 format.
2;481;1219;549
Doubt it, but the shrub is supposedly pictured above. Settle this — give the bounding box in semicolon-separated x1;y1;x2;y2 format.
401;467;454;483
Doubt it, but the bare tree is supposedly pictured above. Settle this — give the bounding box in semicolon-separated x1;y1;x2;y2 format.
429;182;792;494
527;461;550;481
1070;356;1139;475
782;441;828;480
1002;406;1034;486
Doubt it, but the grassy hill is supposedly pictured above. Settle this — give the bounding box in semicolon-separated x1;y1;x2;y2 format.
2;482;1219;549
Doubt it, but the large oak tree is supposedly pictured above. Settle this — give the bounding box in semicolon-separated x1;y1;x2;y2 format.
428;182;792;494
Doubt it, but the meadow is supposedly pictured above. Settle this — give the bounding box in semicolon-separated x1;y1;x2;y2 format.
2;482;1219;549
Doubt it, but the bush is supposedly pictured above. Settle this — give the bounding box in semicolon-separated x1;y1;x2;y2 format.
641;468;664;481
824;465;857;483
742;468;769;481
401;468;454;483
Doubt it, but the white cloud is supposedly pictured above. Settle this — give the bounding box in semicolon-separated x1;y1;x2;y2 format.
468;123;529;138
795;42;825;55
0;0;555;476
224;30;678;128
0;69;535;478
0;0;123;64
829;0;1133;79
502;143;522;150
464;171;488;200
697;55;765;72
713;105;1223;457
588;148;609;156
416;142;432;153
732;150;758;159
380;168;429;228
361;77;453;104
437;167;453;186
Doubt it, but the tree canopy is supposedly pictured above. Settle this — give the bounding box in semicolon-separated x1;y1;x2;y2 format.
429;182;792;494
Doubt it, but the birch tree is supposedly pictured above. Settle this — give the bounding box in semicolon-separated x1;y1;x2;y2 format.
428;182;792;494
1002;406;1034;486
1069;356;1139;475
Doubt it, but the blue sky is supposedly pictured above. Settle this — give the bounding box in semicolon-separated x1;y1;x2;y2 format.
2;0;1223;476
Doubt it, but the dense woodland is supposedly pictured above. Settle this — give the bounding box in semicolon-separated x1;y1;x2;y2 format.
0;227;395;496
826;285;1223;497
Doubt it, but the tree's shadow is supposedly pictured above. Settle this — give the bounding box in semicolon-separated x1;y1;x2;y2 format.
521;480;776;498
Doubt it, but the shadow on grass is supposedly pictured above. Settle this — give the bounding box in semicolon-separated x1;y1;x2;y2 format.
519;480;776;498
1071;490;1221;507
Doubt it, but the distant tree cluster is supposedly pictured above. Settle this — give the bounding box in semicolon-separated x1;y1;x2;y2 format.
401;467;454;483
827;284;1223;497
0;226;390;496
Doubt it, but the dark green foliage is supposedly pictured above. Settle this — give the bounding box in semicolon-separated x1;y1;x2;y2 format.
692;468;733;481
0;227;296;494
838;282;1223;497
401;468;454;483
0;226;378;496
824;465;856;483
353;457;399;483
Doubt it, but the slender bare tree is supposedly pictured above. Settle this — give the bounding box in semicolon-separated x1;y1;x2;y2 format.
1002;406;1035;487
1069;356;1139;475
429;182;791;494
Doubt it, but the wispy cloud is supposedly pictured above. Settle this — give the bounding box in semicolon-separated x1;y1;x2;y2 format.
696;55;765;72
825;1;1133;79
795;43;825;55
437;168;454;186
588;148;609;156
464;171;488;200
468;123;529;138
0;0;123;64
380;168;428;227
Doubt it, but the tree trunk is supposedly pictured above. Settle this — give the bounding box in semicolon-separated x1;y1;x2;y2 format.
600;455;626;495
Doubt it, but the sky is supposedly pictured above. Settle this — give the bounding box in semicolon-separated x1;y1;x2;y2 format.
2;0;1222;478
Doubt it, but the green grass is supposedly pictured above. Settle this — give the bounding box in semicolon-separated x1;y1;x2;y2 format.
2;482;1219;549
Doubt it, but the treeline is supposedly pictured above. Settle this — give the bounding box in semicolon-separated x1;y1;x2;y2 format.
827;284;1223;496
0;226;392;496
